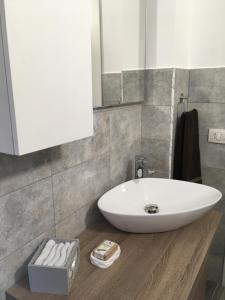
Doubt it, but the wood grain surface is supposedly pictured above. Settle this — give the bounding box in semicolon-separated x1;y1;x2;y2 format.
6;210;222;300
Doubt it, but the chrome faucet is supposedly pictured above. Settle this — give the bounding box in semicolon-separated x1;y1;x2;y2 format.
135;156;155;179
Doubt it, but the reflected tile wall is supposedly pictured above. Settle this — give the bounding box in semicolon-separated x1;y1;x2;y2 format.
102;70;146;105
102;73;121;105
141;68;177;178
123;70;145;103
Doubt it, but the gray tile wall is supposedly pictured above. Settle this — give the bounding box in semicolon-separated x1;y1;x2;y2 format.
142;67;225;287
144;69;174;106
189;68;225;286
171;69;190;177
141;69;173;178
189;68;225;103
0;104;141;299
141;68;189;178
2;66;224;297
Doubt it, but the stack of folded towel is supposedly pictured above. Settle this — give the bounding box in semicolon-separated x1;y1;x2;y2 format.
35;240;76;268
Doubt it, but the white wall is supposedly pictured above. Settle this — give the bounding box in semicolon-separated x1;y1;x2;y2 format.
101;0;225;71
146;0;225;69
101;0;146;73
174;0;191;68
189;0;225;68
146;0;176;69
146;0;190;68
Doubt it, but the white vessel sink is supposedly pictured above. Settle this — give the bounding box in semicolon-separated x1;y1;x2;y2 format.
98;178;222;233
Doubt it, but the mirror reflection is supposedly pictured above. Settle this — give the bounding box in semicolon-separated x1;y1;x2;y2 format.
98;0;147;107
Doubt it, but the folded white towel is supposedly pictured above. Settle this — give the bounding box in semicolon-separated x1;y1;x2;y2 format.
34;240;77;268
54;242;70;267
35;240;56;266
90;246;121;269
42;243;58;266
65;241;76;263
68;251;78;279
48;243;64;266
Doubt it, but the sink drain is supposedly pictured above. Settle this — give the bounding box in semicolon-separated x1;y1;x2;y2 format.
144;204;159;214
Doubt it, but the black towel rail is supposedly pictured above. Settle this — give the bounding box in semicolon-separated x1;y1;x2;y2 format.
178;93;189;116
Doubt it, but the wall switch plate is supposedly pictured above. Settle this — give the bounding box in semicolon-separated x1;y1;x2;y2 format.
208;128;225;144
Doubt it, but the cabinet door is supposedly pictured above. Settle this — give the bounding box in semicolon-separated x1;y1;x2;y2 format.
1;0;93;155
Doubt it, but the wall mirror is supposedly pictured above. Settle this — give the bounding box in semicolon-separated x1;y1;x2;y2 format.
92;0;147;107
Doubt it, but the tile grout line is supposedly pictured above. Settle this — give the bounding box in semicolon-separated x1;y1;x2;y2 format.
0;192;105;264
51;151;110;177
49;161;57;237
0;175;52;200
141;137;171;142
0;106;141;260
0;225;55;265
142;103;172;107
109;110;112;188
54;198;100;229
168;68;176;179
0;152;106;199
189;101;225;104
0;149;111;202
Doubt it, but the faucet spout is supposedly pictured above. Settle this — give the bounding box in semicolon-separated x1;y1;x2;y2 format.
135;156;155;179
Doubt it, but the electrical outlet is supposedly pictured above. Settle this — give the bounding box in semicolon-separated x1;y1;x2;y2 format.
208;128;225;144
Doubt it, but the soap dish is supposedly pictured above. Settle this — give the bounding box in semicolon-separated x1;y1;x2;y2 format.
90;244;121;269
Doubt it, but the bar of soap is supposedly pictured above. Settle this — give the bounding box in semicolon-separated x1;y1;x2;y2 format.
93;240;118;261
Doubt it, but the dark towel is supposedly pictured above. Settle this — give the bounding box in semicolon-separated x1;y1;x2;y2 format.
173;109;202;184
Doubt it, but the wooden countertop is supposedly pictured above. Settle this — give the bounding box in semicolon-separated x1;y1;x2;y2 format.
7;210;222;300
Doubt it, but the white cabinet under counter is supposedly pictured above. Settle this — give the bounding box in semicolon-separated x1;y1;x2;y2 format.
0;0;93;155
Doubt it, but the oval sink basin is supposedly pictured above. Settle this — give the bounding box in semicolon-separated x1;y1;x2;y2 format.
98;178;222;233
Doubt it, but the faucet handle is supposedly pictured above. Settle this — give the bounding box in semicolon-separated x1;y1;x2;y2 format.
135;155;148;164
145;169;155;176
